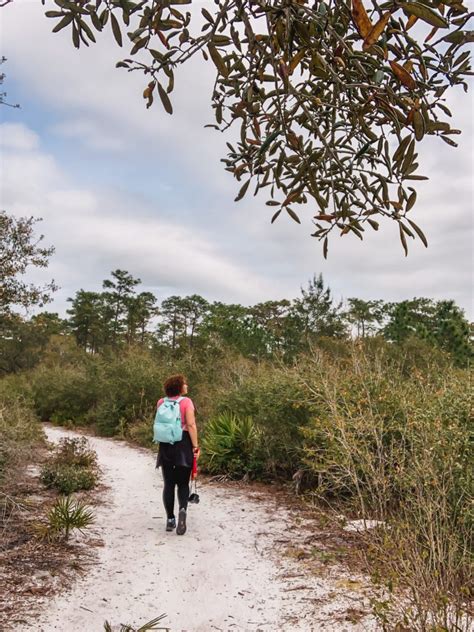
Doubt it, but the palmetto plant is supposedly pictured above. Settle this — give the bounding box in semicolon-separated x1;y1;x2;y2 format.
103;614;169;632
35;495;95;542
201;412;263;477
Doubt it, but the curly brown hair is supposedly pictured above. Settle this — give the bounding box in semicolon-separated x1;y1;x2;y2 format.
164;374;186;397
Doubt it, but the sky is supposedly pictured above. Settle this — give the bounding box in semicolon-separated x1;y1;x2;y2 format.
1;1;473;319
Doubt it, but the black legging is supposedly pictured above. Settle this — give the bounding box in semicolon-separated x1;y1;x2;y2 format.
161;463;191;518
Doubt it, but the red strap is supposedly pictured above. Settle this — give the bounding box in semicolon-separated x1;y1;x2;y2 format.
191;454;198;480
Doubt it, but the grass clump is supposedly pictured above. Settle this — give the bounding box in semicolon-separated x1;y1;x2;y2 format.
0;396;44;480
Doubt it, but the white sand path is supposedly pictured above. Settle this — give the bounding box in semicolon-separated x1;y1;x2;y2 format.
22;426;377;632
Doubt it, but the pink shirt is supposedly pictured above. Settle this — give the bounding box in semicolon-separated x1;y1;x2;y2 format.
157;396;194;431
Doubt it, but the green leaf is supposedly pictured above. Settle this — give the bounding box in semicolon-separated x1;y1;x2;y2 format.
79;18;96;43
406;190;417;212
355;141;372;160
150;49;164;62
413;110;425;141
100;9;109;27
52;13;74;33
399;2;448;28
90;11;103;31
201;8;214;23
212;35;231;46
258;130;281;156
286;207;301;224
374;69;384;84
437;103;452;118
443;30;474;45
110;12;123;47
157;82;173;114
400;222;415;239
234;179;250;202
399;223;408;256
367;218;379;231
323;236;328;259
208;44;228;78
393;135;411;164
72;22;80;48
401;139;416;175
407;218;428;247
271;209;282;223
130;36;148;55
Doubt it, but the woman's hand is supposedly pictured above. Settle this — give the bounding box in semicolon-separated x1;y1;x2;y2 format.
193;446;201;460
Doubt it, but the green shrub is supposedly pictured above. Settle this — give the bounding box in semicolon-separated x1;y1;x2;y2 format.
127;419;154;447
25;347;166;435
297;347;472;628
40;437;99;494
31;363;99;425
0;373;34;404
53;437;98;468
40;463;98;494
210;362;312;476
299;349;471;514
201;412;264;478
0;397;44;479
85;349;164;436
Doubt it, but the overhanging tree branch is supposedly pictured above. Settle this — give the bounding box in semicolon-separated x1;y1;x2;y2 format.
41;0;472;256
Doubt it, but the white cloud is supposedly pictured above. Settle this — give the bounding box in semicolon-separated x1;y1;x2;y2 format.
51;119;126;152
0;122;40;151
1;124;274;312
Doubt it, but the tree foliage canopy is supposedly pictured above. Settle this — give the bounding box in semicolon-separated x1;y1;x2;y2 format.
0;211;56;316
32;268;474;367
44;0;472;254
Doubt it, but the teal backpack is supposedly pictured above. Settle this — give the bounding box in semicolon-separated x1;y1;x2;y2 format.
153;397;183;444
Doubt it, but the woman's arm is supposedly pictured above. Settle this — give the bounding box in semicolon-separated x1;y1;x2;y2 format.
185;406;200;457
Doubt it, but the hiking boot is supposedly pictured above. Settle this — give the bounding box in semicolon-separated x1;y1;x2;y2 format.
176;508;187;535
166;517;176;532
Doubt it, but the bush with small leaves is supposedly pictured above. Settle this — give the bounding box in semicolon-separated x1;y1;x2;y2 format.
40;436;99;494
53;437;98;468
40;463;97;495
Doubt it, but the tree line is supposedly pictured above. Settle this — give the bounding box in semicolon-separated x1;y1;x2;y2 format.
1;268;470;373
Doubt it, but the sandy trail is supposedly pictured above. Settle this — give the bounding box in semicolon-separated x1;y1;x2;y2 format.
22;426;377;632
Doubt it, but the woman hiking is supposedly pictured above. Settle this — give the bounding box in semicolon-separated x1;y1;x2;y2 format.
155;374;200;535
